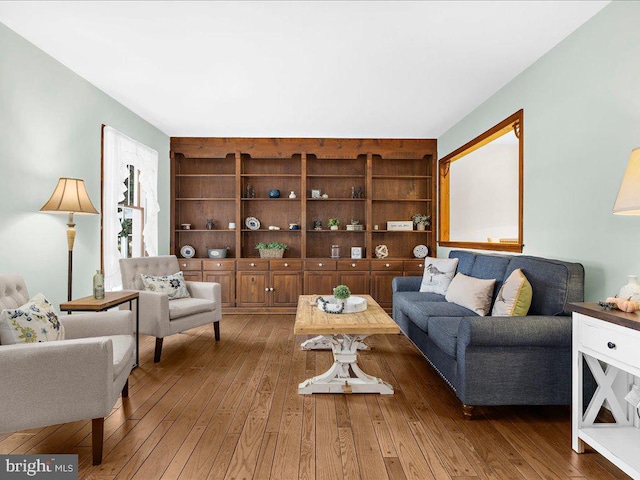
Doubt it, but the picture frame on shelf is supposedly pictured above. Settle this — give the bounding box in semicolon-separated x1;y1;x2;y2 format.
351;247;363;259
311;189;321;199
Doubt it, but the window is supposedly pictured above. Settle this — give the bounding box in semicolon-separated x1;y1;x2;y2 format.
102;126;160;290
438;110;523;252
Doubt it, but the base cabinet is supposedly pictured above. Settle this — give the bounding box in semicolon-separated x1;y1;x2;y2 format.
236;260;303;309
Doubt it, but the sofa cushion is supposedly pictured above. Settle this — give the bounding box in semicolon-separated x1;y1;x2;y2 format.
445;273;496;316
450;251;476;276
428;317;463;358
111;334;135;379
169;297;215;320
142;271;191;300
470;254;510;299
420;257;459;295
404;301;476;333
492;268;533;316
0;293;65;344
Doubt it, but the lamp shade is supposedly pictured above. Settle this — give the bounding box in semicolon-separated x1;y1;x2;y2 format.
40;177;98;215
613;148;640;215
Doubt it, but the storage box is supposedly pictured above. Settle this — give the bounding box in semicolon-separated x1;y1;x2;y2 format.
387;221;413;231
346;224;363;231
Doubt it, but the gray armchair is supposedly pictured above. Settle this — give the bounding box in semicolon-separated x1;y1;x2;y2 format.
0;274;134;465
119;255;221;362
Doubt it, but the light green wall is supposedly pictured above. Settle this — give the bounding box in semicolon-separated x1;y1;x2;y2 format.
0;22;169;307
438;1;640;302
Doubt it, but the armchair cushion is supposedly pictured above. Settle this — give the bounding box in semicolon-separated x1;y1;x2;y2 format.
0;293;64;344
141;271;190;299
111;334;136;379
169;298;215;320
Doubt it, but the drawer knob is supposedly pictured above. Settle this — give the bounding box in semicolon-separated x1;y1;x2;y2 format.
270;287;274;292
385;263;390;268
265;287;269;291
250;262;256;267
607;341;616;350
217;263;222;267
418;264;423;268
351;263;356;267
284;263;289;267
318;263;323;267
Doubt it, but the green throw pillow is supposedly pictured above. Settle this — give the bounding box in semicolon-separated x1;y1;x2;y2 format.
491;268;532;316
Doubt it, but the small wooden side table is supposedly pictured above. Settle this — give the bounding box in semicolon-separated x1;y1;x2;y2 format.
61;291;140;368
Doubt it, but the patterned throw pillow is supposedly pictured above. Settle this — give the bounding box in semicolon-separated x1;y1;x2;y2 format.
0;293;65;344
141;271;191;299
419;257;459;295
491;268;533;316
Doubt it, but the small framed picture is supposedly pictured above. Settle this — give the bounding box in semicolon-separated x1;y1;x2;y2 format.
311;189;321;199
351;247;363;259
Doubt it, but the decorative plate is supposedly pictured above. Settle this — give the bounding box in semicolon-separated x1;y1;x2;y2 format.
180;245;195;258
413;244;429;259
245;216;261;230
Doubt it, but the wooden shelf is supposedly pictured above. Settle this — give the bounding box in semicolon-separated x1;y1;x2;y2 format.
176;198;235;201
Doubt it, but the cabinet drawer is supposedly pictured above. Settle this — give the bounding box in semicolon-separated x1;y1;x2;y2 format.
202;259;235;271
404;260;427;273
579;317;640;367
178;259;202;271
304;260;337;271
370;260;403;271
337;259;370;271
271;259;302;271
237;259;269;271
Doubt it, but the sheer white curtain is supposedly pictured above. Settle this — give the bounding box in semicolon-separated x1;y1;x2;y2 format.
103;126;160;291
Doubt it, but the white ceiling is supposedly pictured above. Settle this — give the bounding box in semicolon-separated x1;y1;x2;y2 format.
0;1;609;138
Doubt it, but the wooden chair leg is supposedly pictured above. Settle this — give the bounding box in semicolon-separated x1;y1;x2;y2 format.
214;321;220;341
154;338;163;363
92;417;104;465
122;379;129;398
462;404;475;420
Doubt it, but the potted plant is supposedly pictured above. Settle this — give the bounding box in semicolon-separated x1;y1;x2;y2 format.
255;241;288;258
333;284;351;302
412;214;431;231
328;218;340;230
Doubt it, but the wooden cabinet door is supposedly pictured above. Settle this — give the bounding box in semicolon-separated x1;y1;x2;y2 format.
304;271;337;296
370;271;399;309
236;271;268;307
182;272;203;282
337;271;369;295
203;271;236;307
271;271;303;307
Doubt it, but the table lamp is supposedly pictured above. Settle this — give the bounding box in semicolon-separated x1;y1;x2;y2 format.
613;147;640;215
40;177;99;301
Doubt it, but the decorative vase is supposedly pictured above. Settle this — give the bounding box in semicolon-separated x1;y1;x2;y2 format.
289;191;296;199
618;275;640;301
268;189;280;198
93;270;105;300
416;223;426;231
330;225;338;231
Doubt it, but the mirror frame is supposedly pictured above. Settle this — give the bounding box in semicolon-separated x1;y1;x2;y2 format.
438;109;524;253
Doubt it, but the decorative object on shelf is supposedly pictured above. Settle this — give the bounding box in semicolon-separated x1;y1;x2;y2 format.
330;245;341;259
618;275;640;301
346;219;363;231
205;219;214;230
413;244;429;259
604;295;640;312
228;222;236;230
313;220;322;230
245;216;261;230
251;187;256;198
269;189;281;198
351;247;363;259
207;247;229;259
412;213;431;231
256;241;287;259
374;225;379;230
289;223;300;230
375;244;389;259
268;225;280;230
180;245;195;258
289;191;296;199
93;269;105;300
387;221;413;231
246;182;252;199
597;300;617;310
311;189;321;199
351;186;356;198
357;186;363;198
322;193;329;199
328;218;340;230
181;223;192;230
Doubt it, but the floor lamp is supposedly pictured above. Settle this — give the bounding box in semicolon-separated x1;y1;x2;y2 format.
613;147;640;215
40;178;99;301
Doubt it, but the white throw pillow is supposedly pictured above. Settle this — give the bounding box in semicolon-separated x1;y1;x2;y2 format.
141;271;191;299
419;257;459;295
0;293;65;344
445;273;496;316
491;268;533;316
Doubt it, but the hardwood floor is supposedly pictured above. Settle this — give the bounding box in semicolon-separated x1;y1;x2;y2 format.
0;314;630;479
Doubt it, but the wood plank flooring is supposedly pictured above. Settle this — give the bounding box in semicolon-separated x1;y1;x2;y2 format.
0;314;630;479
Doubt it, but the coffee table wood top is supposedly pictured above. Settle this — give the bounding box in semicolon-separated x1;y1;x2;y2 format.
294;295;400;335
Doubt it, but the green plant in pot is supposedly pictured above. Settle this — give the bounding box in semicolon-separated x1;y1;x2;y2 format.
328;218;340;230
255;241;288;258
333;284;351;306
412;214;431;231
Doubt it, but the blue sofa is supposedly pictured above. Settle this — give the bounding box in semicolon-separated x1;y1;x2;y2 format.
392;250;585;418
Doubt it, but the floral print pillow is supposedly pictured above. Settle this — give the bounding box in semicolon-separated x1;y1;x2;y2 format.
141;272;191;300
0;293;65;344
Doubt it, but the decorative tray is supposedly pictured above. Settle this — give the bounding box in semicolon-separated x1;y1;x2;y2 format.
317;295;367;314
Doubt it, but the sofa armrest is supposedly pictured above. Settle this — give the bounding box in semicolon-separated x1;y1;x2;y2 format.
186;281;222;322
457;315;572;350
392;276;422;293
61;310;133;339
0;338;115;432
136;291;170;338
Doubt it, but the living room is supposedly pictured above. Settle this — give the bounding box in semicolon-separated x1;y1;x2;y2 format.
1;1;639;479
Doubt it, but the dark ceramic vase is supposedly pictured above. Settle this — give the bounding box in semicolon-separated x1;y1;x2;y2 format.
268;189;280;198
